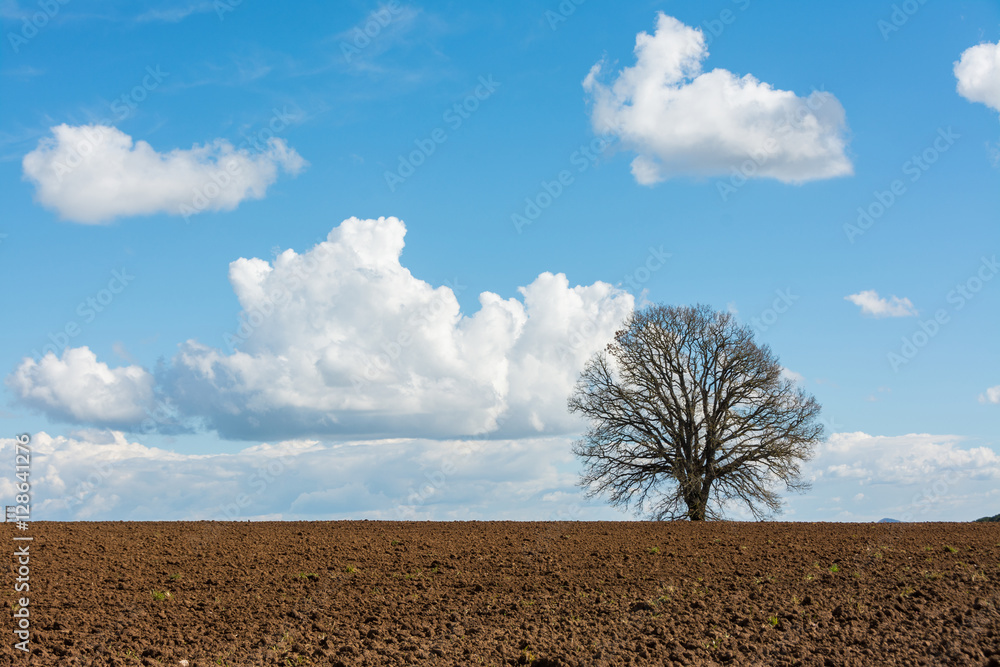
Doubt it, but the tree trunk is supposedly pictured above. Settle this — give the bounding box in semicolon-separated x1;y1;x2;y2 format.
685;495;707;521
686;478;712;521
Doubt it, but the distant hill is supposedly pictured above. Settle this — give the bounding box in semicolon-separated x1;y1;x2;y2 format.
974;513;1000;523
877;518;900;523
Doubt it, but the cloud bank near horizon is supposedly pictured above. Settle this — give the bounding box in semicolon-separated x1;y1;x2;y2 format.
2;429;994;522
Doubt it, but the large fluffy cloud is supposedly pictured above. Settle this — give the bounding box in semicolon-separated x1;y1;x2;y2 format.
6;347;154;426
0;430;614;522
955;40;1000;114
163;216;633;439
583;13;852;185
844;290;917;318
22;124;307;223
8;217;634;440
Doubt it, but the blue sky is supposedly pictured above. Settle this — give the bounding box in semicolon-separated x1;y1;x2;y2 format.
1;0;998;522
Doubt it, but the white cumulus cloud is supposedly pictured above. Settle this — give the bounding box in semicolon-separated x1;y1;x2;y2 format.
844;290;917;318
980;385;1000;404
6;347;155;426
583;12;853;185
22;124;307;224
6;218;634;441
162;216;634;439
955;40;1000;114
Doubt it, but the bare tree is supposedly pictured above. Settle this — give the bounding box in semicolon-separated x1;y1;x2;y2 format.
568;303;823;521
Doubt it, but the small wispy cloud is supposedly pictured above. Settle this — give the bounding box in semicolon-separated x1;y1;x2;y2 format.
980;385;1000;404
780;367;805;385
134;1;216;23
2;65;44;78
845;290;917;318
865;386;892;403
333;3;424;68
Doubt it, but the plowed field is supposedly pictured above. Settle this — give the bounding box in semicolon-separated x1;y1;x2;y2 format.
2;521;999;666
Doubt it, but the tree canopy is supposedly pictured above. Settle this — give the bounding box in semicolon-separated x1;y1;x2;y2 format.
569;303;824;520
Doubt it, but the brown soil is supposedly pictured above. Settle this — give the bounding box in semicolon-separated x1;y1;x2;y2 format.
1;521;999;666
